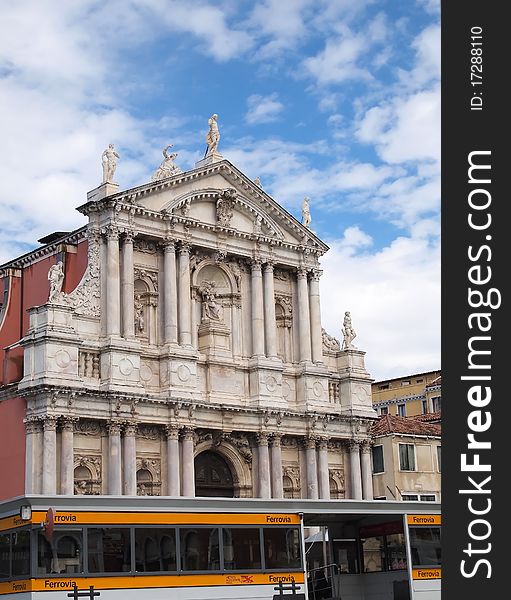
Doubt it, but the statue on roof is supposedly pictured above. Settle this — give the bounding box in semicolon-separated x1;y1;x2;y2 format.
342;311;357;350
152;145;182;181
301;197;311;227
101;143;119;183
48;261;65;302
205;113;220;156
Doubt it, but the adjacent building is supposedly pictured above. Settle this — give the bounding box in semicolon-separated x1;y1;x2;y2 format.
0;139;378;503
371;370;441;417
370;414;441;502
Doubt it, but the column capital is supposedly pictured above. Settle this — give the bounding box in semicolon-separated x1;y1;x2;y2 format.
107;420;123;435
309;269;323;281
318;437;329;451
60;416;79;432
123;422;138;437
182;427;195;442
178;242;191;256
42;416;58;432
256;432;269;446
297;266;309;279
263;261;275;273
360;439;373;453
24;416;42;434
165;424;181;440
102;224;119;241
162;238;177;251
122;229;137;244
348;439;361;451
270;433;282;447
251;257;262;272
304;435;318;450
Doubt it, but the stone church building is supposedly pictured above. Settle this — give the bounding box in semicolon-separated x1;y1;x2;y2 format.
0;135;377;502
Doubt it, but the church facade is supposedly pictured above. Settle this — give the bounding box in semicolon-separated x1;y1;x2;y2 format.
0;139;377;502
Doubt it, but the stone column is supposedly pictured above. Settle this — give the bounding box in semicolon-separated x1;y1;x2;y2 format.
305;436;319;499
181;428;195;497
108;421;122;495
123;423;137;496
60;417;76;495
297;268;312;362
163;240;178;344
270;434;283;498
257;433;271;498
309;270;324;364
349;441;363;499
251;259;265;357
121;231;135;338
178;244;192;346
105;226;121;336
42;416;58;495
317;438;330;500
24;418;41;494
166;425;181;496
263;263;278;358
361;441;374;500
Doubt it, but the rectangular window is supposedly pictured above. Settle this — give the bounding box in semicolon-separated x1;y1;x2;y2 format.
332;540;359;574
399;444;416;471
11;530;30;577
402;494;419;501
372;445;384;474
422;400;428;414
263;528;301;570
397;404;406;417
223;528;261;570
380;406;388;415
420;495;436;502
88;528;131;573
135;528;176;572
378;384;389;390
437;446;442;472
401;380;411;386
416;379;423;383
409;527;441;567
0;533;10;579
432;396;441;411
180;528;220;571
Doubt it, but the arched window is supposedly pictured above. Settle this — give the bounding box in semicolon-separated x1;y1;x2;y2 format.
195;451;234;497
329;476;343;499
137;468;153;496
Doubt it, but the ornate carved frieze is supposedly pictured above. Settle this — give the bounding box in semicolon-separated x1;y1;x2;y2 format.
137;424;162;440
216;188;237;227
75;419;103;437
133;239;159;254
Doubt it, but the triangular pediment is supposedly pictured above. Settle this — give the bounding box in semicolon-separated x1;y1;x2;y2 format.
80;160;328;253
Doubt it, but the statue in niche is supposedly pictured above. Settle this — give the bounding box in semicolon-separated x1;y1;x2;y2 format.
134;294;145;333
152;145;182;181
200;282;222;322
205;113;220;156
216;188;236;227
301;196;311;227
342;311;357;350
101;143;119;183
48;261;65;302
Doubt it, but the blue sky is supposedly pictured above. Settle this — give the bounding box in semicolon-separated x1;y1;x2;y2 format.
0;0;440;380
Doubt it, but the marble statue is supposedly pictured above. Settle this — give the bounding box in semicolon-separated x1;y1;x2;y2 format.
152;145;182;181
48;261;65;302
322;328;340;351
301;197;311;227
134;294;145;333
342;311;357;350
254;176;262;187
200;282;222;322
101;144;119;183
205;113;220;156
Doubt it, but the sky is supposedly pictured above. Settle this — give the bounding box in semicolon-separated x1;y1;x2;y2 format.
0;0;440;381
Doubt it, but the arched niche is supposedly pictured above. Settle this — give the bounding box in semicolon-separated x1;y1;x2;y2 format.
134;269;158;345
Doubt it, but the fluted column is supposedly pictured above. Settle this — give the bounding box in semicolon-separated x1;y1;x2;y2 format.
181;428;195;497
309;270;324;364
123;423;137;495
42;416;58;495
305;436;319;499
24;418;41;494
297;268;312;362
105;226;121;336
108;421;122;495
163;240;178;344
178;244;192;346
317;437;330;499
361;441;374;500
60;417;77;495
166;425;181;496
270;434;283;498
251;259;265;357
349;441;363;499
257;433;271;498
121;231;135;338
263;263;278;358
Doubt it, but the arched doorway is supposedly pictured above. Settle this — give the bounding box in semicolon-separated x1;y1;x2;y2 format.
195;451;234;497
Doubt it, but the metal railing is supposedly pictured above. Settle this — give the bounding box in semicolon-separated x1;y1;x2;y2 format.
307;563;340;600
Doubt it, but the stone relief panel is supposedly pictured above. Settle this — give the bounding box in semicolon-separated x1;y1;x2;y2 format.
74;455;102;495
136;457;161;496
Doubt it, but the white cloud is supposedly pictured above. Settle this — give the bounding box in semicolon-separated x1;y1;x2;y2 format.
245;94;284;124
321;231;440;380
